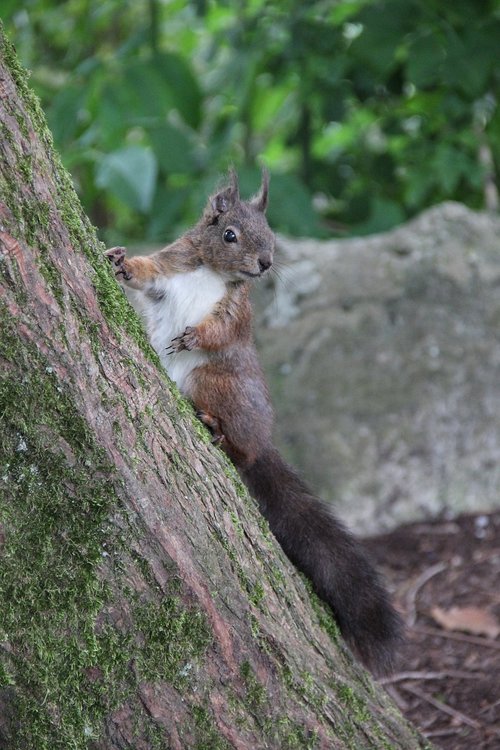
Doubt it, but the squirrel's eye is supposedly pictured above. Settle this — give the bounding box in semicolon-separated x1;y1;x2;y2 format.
223;228;237;243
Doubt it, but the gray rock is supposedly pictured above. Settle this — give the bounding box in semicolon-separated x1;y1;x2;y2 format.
254;202;500;534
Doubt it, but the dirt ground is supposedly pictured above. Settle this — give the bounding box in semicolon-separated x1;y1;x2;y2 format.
365;511;500;750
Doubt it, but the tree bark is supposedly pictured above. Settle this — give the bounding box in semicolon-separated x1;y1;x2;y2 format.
0;28;429;750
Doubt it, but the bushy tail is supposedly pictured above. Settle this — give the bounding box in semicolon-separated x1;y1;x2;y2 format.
241;447;402;674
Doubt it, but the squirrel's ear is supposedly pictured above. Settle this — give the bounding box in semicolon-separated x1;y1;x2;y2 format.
210;169;240;215
251;168;269;213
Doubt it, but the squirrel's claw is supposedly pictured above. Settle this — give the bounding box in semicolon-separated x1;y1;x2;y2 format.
167;326;199;354
105;246;132;281
196;410;226;445
105;246;126;265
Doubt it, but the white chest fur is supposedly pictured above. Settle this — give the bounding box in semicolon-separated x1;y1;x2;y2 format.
126;266;226;393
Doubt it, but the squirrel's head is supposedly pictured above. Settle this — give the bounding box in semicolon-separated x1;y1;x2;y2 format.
197;169;276;281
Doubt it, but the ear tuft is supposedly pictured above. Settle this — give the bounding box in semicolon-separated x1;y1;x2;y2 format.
227;167;240;198
251;168;269;213
210;169;240;216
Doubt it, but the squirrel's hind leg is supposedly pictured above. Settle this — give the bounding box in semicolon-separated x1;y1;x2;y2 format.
189;364;272;468
195;407;249;466
196;410;225;446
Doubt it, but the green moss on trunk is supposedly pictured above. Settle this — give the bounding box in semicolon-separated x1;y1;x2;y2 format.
0;310;218;748
0;312;126;747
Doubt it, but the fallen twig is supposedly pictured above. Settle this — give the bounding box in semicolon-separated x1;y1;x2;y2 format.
380;669;483;685
405;562;448;626
402;683;481;730
413;624;500;650
383;684;409;712
478;697;500;716
424;728;464;739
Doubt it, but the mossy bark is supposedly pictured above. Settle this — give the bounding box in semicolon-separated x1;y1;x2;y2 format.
0;27;430;750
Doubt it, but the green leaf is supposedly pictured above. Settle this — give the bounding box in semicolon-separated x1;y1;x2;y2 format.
349;2;417;76
442;23;500;97
124;60;177;121
47;86;86;146
250;82;295;133
90;75;133;149
406;33;444;89
353;197;406;236
147;184;190;242
265;173;323;237
431;143;472;194
94;55;201;142
403;166;434;208
0;0;21;17
147;122;197;174
328;0;373;25
154;53;202;129
95;146;158;214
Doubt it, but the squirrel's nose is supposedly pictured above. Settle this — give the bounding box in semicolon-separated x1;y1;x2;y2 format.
258;257;272;273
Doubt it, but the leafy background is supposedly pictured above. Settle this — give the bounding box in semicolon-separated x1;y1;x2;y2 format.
3;0;500;244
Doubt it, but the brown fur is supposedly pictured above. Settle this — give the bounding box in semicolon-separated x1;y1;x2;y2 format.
105;170;402;674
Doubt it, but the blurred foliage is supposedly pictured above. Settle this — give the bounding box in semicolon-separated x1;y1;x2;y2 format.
2;0;500;242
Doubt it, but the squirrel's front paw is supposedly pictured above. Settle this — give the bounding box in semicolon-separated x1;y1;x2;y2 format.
105;246;132;282
166;326;199;355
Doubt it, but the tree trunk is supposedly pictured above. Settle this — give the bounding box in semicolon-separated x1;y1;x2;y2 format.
0;28;429;750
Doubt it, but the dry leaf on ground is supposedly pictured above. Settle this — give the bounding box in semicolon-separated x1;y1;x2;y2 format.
430;605;500;639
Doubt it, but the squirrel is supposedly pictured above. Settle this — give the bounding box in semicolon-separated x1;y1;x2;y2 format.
105;170;402;675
